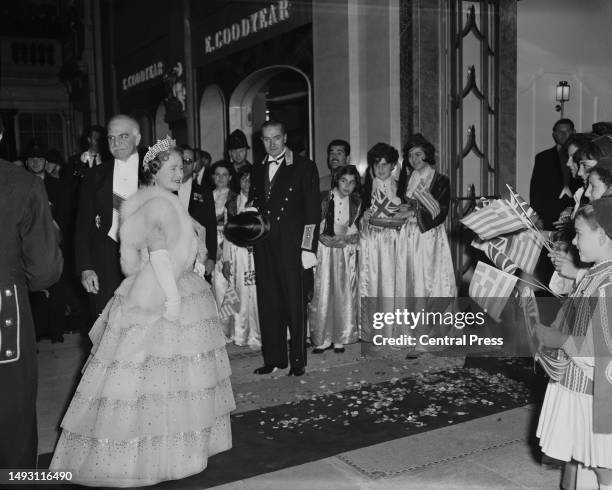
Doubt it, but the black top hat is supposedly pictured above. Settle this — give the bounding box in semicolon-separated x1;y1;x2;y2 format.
227;129;250;150
224;210;270;247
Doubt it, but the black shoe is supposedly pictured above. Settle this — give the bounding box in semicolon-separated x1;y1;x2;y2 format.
254;364;287;375
288;366;305;376
334;347;345;353
312;345;333;354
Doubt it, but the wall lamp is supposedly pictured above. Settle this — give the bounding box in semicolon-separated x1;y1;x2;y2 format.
555;81;570;118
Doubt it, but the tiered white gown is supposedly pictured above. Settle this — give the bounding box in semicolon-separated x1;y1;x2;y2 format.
50;194;235;487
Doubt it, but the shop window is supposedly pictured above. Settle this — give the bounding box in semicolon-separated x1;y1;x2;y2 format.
18;112;64;157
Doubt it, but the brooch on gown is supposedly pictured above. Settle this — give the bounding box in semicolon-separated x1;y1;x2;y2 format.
95;214;101;229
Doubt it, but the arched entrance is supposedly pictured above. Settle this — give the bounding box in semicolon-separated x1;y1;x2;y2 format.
155;103;172;140
229;66;312;164
199;85;226;162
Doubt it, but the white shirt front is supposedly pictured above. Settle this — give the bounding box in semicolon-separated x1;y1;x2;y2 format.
178;177;193;210
108;152;139;241
268;150;286;181
113;152;139;197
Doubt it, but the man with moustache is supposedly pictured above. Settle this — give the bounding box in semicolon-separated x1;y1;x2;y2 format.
249;120;320;376
177;145;216;277
75;115;142;318
327;139;351;172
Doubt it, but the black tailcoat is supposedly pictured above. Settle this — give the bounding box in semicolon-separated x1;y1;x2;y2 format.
0;160;62;468
74;157;139;317
250;149;320;369
529;146;581;230
187;179;218;262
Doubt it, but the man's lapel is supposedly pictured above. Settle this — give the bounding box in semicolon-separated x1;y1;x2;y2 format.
98;159;115;222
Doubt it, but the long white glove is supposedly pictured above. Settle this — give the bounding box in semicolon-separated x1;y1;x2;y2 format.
149;249;180;321
301;251;317;269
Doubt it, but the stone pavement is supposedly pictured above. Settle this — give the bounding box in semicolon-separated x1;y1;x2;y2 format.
36;334;571;489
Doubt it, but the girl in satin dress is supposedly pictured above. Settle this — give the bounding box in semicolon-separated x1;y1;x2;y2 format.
309;165;361;353
210;161;236;340
395;133;456;299
222;166;261;348
358;143;406;343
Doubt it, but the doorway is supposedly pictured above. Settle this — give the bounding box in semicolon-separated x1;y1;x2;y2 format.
229;66;312;164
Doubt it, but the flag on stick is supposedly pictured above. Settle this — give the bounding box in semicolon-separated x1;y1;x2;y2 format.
413;181;441;218
471;236;518;274
507;185;537;222
219;285;240;321
461;199;526;240
505;229;544;275
371;188;401;218
469;261;518;321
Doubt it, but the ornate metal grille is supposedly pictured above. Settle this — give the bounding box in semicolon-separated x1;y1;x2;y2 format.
446;0;501;289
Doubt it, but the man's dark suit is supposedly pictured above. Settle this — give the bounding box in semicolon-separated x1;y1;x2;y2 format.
529;146;580;230
74;158;138;318
250;149;320;370
0;160;62;468
187;178;217;262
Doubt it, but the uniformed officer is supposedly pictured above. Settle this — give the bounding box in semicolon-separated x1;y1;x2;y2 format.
249;120;320;376
0;118;63;468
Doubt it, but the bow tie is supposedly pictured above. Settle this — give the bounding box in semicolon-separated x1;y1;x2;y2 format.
268;155;284;165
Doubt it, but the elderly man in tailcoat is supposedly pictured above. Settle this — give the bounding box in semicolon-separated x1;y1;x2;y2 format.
0;120;63;468
75;115;142;319
249;120;320;376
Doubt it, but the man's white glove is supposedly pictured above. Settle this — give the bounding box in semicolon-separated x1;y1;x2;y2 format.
301;251;317;269
150;249;180;321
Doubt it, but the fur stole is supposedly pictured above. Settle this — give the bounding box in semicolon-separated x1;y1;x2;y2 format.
118;187;196;311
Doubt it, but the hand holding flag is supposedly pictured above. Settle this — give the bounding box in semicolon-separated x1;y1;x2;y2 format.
370;188;401;218
413;181;441;218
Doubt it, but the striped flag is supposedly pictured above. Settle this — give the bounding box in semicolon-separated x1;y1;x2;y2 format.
413;181;441;218
504;229;544;275
471;236;518;274
371;188;400;218
219;285;240;321
461;199;526;240
469;261;518;322
507;185;537;222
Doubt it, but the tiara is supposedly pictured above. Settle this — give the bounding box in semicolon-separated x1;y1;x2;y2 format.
143;135;176;166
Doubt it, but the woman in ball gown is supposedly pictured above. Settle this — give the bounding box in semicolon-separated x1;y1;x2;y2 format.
50;137;235;487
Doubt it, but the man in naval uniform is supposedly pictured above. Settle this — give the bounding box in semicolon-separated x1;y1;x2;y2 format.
0;118;63;468
249;120;320;377
75;115;142;319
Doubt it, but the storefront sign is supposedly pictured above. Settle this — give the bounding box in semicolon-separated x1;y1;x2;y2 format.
122;61;165;91
204;1;290;55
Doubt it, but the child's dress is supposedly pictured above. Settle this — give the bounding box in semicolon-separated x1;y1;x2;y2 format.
396;165;456;298
537;259;612;469
211;187;235;339
359;177;404;342
223;192;261;348
309;189;361;348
